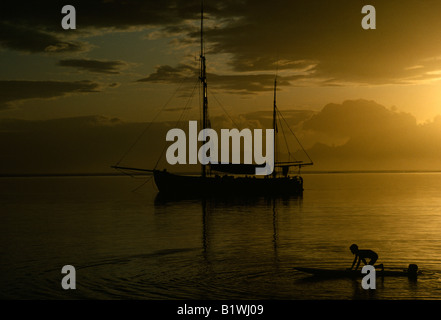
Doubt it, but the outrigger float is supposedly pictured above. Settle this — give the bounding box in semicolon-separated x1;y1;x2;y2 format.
294;264;420;279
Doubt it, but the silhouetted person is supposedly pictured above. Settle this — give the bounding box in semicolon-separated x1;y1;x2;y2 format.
348;244;383;271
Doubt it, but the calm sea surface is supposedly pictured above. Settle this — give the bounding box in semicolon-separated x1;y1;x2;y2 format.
1;173;441;300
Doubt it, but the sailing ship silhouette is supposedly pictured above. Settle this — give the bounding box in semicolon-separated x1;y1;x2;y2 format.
113;1;313;197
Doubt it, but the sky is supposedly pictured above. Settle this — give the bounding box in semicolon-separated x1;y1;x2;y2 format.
1;0;441;174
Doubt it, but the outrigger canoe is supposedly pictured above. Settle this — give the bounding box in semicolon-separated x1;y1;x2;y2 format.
294;265;420;278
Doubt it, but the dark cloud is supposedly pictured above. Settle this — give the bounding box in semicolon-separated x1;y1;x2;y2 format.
58;59;128;74
2;1;441;85
209;73;296;93
0;22;86;53
302;99;417;137
132;0;441;86
0;0;245;54
0;0;239;30
137;64;198;83
200;1;427;84
0;0;199;54
137;63;309;93
0;80;100;109
302;99;441;170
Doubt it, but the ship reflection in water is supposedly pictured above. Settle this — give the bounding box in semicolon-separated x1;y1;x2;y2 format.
154;189;303;252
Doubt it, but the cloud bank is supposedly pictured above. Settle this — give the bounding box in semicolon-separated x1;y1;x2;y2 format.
58;59;128;74
1;100;440;174
0;80;100;110
3;1;441;88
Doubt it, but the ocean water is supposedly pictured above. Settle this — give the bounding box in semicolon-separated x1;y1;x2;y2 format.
1;172;441;300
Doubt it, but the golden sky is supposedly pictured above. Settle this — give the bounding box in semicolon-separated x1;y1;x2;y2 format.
1;0;441;173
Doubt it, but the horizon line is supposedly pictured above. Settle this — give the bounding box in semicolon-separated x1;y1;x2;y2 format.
1;169;441;178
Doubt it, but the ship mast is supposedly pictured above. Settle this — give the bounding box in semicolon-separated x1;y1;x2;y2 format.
200;0;208;178
273;76;278;178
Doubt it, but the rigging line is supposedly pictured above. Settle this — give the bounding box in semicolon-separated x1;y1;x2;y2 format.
199;70;202;127
131;175;153;193
277;108;313;164
113;167;150;179
114;167;136;178
115;74;193;166
210;89;240;128
154;81;197;170
154;78;200;170
176;81;196;132
277;110;294;161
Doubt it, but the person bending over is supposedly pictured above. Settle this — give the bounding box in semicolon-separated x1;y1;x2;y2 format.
348;244;383;271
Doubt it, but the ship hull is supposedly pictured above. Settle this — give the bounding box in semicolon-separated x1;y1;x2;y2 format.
153;170;303;197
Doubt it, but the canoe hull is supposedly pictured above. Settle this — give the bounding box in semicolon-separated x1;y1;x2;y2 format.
294;267;419;278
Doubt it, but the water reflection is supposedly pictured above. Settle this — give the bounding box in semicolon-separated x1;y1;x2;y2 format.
153;193;303;263
147;173;441;299
3;174;441;299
